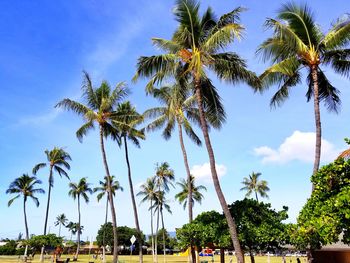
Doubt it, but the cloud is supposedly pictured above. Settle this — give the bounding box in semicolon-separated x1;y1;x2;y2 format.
16;108;62;126
254;130;340;164
190;163;227;182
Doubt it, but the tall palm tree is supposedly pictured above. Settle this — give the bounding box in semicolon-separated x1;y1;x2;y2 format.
144;83;202;223
6;174;44;259
137;177;157;262
113;101;145;263
56;71;128;263
257;3;350;189
134;1;259;261
152;191;172;263
33;147;71;235
240;172;270;202
153;162;174;263
175;175;206;209
93;175;123;263
68;177;93;260
54;213;68;237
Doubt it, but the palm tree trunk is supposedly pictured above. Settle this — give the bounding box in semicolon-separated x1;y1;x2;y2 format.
311;65;321;192
255;192;259;202
23;198;29;261
58;223;61;237
75;196;81;260
150;201;155;263
161;210;166;263
194;83;245;263
44;168;53;235
123;137;143;263
99;126;119;263
41;168;53;262
177;123;195;263
155;205;160;263
102;197;109;263
249;248;255;263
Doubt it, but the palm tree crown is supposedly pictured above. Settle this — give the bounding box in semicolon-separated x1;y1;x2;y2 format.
68;177;93;202
257;3;350;181
175;175;206;209
55;213;68;237
6;174;44;242
240;172;270;202
94;175;123;202
154;162;175;192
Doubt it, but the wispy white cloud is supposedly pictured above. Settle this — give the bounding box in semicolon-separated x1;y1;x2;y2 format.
254;130;340;164
16;108;62;127
190;163;227;182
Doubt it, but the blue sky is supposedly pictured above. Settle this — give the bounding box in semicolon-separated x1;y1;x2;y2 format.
0;0;349;242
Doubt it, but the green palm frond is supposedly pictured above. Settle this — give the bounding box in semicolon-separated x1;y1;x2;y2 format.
55;99;90;117
323;17;350;49
32;163;46;175
152;38;182;53
76;121;95;142
306;68;341;112
323;49;350;78
82;71;98;109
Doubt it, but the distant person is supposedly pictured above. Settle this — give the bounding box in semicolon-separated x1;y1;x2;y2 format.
297;258;301;263
282;255;286;263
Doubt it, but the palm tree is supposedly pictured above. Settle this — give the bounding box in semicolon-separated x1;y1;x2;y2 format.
68;177;93;260
144;83;202;223
56;71;128;263
152;190;172;263
240;172;270;202
137;177;157;262
153;163;174;263
33;147;71;235
175;175;206;209
6;174;44;259
257;3;350;189
134;1;260;261
54;213;68;237
113;101;145;263
66;221;84;241
93;175;123;263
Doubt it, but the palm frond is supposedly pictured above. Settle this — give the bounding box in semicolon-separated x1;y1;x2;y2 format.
55;99;90;117
76;121;95;143
323;49;350;78
32;163;46;175
323;16;350;49
152;38;182;53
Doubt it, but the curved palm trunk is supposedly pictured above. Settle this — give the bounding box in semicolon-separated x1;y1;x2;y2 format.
161;209;166;263
150;200;155;263
311;65;321;192
194;83;245;263
99;126;119;263
23;198;29;261
177;123;195;263
74;196;81;260
123;137;143;263
255;192;259;202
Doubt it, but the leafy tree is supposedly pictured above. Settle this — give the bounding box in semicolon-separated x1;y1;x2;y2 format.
175;175;206;210
68;177;92;259
33;147;71;235
257;3;350;187
6;174;44;258
54;214;68;237
96;223;145;252
26;234;62;254
240;172;270;202
134;1;260;261
113;101;145;262
137;177;157;261
66;221;83;241
229;199;288;263
290;158;350;260
177;211;230;263
56;72;128;263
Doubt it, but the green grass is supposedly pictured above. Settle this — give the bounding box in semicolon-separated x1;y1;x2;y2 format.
0;254;306;263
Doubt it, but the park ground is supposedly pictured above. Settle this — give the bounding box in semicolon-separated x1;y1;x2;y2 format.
0;254;307;263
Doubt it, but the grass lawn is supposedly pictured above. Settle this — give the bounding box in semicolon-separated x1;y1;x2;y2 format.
0;254;307;263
